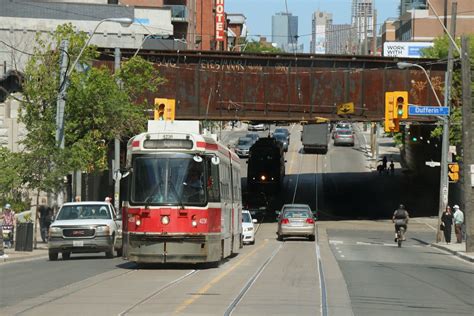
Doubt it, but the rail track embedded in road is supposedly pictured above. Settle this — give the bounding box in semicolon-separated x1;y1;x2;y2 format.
223;244;282;316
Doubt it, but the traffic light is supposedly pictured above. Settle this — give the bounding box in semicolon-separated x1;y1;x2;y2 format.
385;92;399;132
392;91;408;119
154;98;175;121
448;163;459;182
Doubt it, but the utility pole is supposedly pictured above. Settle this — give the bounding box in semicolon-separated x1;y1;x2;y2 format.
461;36;473;252
436;2;456;242
113;48;121;211
55;40;69;209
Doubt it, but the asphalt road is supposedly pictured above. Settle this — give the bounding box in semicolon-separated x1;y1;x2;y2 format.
1;123;472;315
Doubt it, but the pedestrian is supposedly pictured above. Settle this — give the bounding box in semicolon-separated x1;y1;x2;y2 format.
453;205;464;243
1;203;16;248
74;196;81;202
440;205;453;244
389;160;395;175
38;198;53;243
382;156;388;171
105;197;112;203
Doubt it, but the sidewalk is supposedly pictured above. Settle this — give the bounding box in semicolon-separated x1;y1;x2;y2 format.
430;241;474;262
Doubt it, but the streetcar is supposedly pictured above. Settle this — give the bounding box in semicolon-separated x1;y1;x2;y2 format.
247;137;285;194
122;121;242;265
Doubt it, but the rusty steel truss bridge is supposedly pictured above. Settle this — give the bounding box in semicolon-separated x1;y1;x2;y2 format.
97;49;447;122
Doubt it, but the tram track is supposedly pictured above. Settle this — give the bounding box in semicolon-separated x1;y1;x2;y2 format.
119;269;199;315
223;243;282;316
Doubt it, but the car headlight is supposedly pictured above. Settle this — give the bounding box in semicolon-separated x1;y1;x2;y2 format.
49;227;62;237
96;225;111;235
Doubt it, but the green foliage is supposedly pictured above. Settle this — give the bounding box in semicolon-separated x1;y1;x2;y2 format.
17;24;164;195
243;40;283;53
421;35;474;147
0;147;31;212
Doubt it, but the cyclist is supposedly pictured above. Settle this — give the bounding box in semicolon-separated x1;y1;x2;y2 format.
392;204;409;242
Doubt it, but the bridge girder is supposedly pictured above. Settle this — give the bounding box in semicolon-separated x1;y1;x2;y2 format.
98;49;447;122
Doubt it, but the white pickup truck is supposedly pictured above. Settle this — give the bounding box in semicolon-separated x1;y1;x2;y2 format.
48;202;122;261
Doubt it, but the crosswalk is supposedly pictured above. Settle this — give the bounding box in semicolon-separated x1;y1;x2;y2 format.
329;240;423;248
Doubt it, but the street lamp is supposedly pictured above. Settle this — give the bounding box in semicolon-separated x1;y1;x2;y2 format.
397;61;449;241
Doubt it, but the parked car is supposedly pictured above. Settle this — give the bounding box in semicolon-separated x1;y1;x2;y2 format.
245;133;260;145
248;122;268;131
274;127;290;143
276;204;316;241
48;202;122;261
273;133;289;152
234;137;254;158
333;129;355;146
242;210;257;245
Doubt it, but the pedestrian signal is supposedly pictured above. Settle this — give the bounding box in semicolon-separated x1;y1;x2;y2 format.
448;163;459;182
154;98;175;121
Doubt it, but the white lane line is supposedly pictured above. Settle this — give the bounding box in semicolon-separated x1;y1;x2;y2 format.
356;242;372;245
329;240;344;245
340;255;345;258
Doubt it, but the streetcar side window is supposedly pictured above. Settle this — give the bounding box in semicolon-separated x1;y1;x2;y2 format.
207;157;220;202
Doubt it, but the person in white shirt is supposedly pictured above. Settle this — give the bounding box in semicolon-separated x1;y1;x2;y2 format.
453;205;464;243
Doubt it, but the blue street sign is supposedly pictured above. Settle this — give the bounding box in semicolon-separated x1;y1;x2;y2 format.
408;105;450;116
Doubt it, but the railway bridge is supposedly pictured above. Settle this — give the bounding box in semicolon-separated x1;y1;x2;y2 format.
98;49;447;122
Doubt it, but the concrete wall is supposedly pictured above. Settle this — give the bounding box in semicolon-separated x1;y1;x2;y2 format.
0;94;26;152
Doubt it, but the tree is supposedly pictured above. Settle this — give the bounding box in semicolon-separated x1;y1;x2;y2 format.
240;40;283;54
0;147;30;212
421;34;474;147
17;23;164;199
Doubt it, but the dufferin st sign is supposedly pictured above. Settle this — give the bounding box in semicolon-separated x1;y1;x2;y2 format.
215;0;225;42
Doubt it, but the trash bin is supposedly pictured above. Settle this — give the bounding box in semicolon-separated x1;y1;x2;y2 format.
15;222;33;252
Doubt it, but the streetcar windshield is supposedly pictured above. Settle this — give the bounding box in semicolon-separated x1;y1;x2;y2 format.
131;155;206;205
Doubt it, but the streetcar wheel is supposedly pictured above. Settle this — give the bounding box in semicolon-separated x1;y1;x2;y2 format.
309;235;315;242
277;234;283;241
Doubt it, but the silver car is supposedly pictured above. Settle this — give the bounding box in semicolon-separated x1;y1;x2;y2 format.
277;204;316;241
333;129;355;146
48;202;122;260
235;137;253;157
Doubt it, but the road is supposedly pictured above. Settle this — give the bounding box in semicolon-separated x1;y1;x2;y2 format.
1;123;472;315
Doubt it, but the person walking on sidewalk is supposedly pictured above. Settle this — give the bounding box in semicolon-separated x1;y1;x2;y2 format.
440;206;453;244
453;205;464;243
1;204;16;248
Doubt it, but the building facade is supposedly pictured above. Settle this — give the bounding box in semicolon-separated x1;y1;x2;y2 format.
310;11;332;54
351;0;376;54
272;12;299;53
327;24;353;55
396;0;474;41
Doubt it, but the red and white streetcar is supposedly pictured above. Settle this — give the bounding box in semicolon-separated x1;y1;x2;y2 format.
122;121;243;265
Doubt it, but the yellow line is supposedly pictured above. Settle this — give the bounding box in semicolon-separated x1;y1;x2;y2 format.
173;239;269;314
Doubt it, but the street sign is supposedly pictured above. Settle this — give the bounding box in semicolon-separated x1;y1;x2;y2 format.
408;105;450;116
337;102;354;115
425;161;441;167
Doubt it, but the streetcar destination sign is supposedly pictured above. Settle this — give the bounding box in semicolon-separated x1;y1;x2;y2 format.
408;105;450;116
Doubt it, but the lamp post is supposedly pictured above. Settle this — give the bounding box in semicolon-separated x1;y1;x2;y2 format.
397;61;449;242
55;17;133;204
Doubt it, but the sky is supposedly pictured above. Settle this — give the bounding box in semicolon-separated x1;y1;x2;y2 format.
226;0;400;53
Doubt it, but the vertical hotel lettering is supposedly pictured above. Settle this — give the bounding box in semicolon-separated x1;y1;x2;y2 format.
215;0;225;41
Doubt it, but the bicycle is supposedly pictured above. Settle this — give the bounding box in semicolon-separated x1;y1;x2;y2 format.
396;227;405;248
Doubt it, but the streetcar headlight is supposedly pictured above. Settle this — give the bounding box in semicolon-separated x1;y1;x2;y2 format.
260;175;266;181
49;227;62;237
161;216;170;225
192;220;198;227
136;219;141;226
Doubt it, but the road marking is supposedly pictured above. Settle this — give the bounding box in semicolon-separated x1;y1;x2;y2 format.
173;239;269;314
340;255;345;258
329;240;344;245
315;233;328;316
356;242;372;245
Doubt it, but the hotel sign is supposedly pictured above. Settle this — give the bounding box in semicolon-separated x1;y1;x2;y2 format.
215;0;225;42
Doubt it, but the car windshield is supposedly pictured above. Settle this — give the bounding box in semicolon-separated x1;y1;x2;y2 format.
242;212;252;222
275;128;288;135
238;138;253;146
336;124;351;130
131;154;206;205
56;205;111;220
273;134;286;141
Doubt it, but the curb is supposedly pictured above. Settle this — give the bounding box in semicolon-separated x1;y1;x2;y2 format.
430;243;474;263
